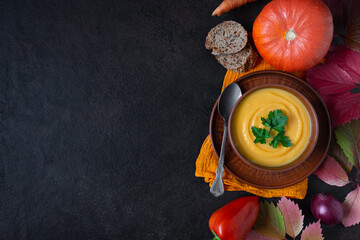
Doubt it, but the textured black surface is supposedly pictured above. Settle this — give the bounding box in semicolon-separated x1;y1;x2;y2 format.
0;0;359;239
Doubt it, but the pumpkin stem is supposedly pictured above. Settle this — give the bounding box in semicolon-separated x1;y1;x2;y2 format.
285;30;296;41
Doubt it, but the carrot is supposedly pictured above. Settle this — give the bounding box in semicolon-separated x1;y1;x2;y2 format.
212;0;257;16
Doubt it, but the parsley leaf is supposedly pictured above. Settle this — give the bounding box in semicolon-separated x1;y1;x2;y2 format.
251;126;270;144
264;109;288;133
269;131;293;148
252;109;293;148
261;117;272;129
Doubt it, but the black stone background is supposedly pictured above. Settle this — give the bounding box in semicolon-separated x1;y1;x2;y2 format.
0;0;359;239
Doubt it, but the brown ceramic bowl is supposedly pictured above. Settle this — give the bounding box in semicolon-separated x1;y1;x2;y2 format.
228;84;319;172
209;70;331;188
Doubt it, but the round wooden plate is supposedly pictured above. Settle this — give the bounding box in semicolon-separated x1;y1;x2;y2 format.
210;71;331;189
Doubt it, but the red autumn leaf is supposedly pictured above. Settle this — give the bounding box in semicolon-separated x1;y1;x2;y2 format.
306;46;360;126
342;184;360;227
306;63;357;94
314;155;351;186
324;91;360;127
277;197;304;238
326;45;360;81
300;220;324;240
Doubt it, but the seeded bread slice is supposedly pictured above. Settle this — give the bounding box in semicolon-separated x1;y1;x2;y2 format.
244;45;259;71
215;43;258;73
205;21;247;55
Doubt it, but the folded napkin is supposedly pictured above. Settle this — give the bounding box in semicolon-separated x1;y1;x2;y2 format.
195;58;308;199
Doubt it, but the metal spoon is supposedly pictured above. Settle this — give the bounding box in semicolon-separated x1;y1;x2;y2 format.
210;83;242;197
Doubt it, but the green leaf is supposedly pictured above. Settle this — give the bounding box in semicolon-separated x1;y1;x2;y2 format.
253;201;286;240
278;136;292;147
273;125;284;133
269;137;279;149
261;117;272;129
260;110;288;132
328;130;354;173
251;126;270;144
268;109;288;132
277;197;304;238
270;131;293;149
335;120;360;170
252;109;292;148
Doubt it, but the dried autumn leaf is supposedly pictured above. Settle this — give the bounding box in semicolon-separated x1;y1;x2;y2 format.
300;220;324;240
306;63;358;94
245;230;276;240
325;45;360;81
328;131;354;173
344;0;360;52
323;91;360;127
335;120;360;170
306;46;360;126
314;155;351;186
342;184;360;227
277;197;304;238
253;201;285;240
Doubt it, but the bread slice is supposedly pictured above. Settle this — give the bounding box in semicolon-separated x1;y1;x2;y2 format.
215;43;258;73
244;45;259;71
205;21;247;55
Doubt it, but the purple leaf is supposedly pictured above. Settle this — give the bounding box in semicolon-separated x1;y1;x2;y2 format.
306;46;360;126
300;220;324;240
320;91;360;127
277;197;304;238
306;63;357;94
308;63;356;94
245;230;276;240
342;184;360;227
326;46;360;82
314;155;350;186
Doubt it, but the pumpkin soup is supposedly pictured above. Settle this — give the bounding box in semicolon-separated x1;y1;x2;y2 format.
231;88;311;167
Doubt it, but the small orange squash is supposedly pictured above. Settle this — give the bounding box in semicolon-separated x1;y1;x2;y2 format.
252;0;333;72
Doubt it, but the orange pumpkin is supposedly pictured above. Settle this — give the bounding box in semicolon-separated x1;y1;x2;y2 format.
252;0;333;72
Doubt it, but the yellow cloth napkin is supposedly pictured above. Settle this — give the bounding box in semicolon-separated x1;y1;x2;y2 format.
195;58;308;199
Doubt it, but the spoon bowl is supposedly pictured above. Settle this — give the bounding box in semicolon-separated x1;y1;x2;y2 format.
218;83;242;121
210;83;242;197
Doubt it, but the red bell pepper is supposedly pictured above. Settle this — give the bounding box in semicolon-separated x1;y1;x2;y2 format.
209;196;259;240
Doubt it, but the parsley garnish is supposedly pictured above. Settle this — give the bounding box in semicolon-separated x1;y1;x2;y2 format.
251;126;270;144
261;109;288;133
252;109;293;148
269;131;293;149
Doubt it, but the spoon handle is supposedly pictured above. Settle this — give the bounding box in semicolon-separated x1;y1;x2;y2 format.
210;123;227;197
